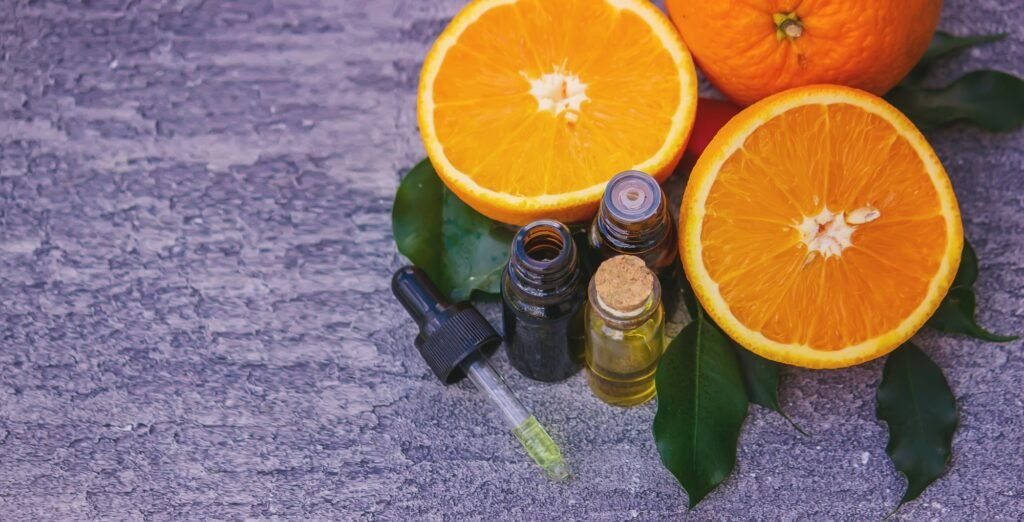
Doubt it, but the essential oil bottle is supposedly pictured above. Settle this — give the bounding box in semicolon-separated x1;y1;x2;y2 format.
502;220;588;382
585;255;666;407
589;170;680;314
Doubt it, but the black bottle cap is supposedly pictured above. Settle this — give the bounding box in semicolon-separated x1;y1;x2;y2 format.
391;266;501;384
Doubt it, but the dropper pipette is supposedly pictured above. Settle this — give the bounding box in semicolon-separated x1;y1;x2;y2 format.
460;355;567;480
391;266;568;481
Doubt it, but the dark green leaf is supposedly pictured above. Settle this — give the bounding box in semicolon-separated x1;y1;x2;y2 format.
928;287;1018;343
653;308;748;508
876;343;958;507
676;277;797;429
392;160;514;300
908;32;1006;82
887;70;1024;132
732;346;806;435
731;345;779;410
952;239;978;288
440;189;515;301
927;240;1018;342
393;160;444;278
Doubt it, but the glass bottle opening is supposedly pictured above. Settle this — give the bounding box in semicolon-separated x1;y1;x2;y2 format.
604;171;662;223
506;219;582;301
524;225;566;263
513;219;574;274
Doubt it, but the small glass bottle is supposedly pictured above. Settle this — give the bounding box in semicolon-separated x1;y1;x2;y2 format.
502;220;587;382
585;255;665;407
589;170;680;315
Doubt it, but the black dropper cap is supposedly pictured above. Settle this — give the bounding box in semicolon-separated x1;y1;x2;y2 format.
391;266;502;384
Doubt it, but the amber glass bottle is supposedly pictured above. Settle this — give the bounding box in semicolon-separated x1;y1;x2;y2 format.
589;170;680;314
502;220;587;382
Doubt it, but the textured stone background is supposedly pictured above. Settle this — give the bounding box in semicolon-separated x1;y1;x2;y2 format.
0;0;1021;520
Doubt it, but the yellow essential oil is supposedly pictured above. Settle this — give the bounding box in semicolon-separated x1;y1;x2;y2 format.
585;255;665;407
512;415;568;481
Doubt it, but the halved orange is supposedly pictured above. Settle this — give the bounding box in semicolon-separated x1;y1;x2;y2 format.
681;85;963;369
418;0;698;225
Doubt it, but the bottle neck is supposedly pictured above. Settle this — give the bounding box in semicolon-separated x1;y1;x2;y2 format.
595;200;673;251
506;220;582;304
591;171;676;266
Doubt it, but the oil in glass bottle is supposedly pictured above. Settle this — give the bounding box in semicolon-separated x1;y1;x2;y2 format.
585;255;665;406
502;220;587;382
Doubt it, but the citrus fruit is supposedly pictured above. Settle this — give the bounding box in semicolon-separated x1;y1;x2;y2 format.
665;0;941;106
681;85;963;369
418;0;698;225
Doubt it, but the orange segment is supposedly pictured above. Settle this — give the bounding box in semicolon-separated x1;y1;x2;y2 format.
681;85;962;369
419;0;698;225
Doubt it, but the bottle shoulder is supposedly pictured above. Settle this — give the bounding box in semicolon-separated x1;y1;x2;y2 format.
503;271;587;319
591;225;678;272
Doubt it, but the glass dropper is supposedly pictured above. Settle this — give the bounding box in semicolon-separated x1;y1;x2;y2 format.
391;266;568;481
460;354;567;480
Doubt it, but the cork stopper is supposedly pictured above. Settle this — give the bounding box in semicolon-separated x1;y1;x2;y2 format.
594;255;653;314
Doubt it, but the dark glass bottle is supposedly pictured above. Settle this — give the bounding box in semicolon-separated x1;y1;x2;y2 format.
502;220;587;382
589;170;680;315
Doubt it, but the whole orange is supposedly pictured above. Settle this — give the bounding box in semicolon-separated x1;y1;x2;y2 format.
665;1;942;106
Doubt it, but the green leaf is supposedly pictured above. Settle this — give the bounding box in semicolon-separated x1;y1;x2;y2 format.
928;287;1018;343
731;345;779;410
653;308;748;508
952;239;978;288
393;159;444;279
927;240;1018;342
677;276;798;430
392;160;514;300
732;346;806;435
893;31;1024;132
679;274;798;429
876;343;958;508
886;70;1024;132
908;32;1006;82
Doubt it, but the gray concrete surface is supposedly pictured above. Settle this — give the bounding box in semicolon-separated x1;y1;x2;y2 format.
0;0;1021;520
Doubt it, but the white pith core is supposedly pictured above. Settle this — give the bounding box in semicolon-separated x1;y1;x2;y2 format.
797;206;880;260
527;67;588;121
